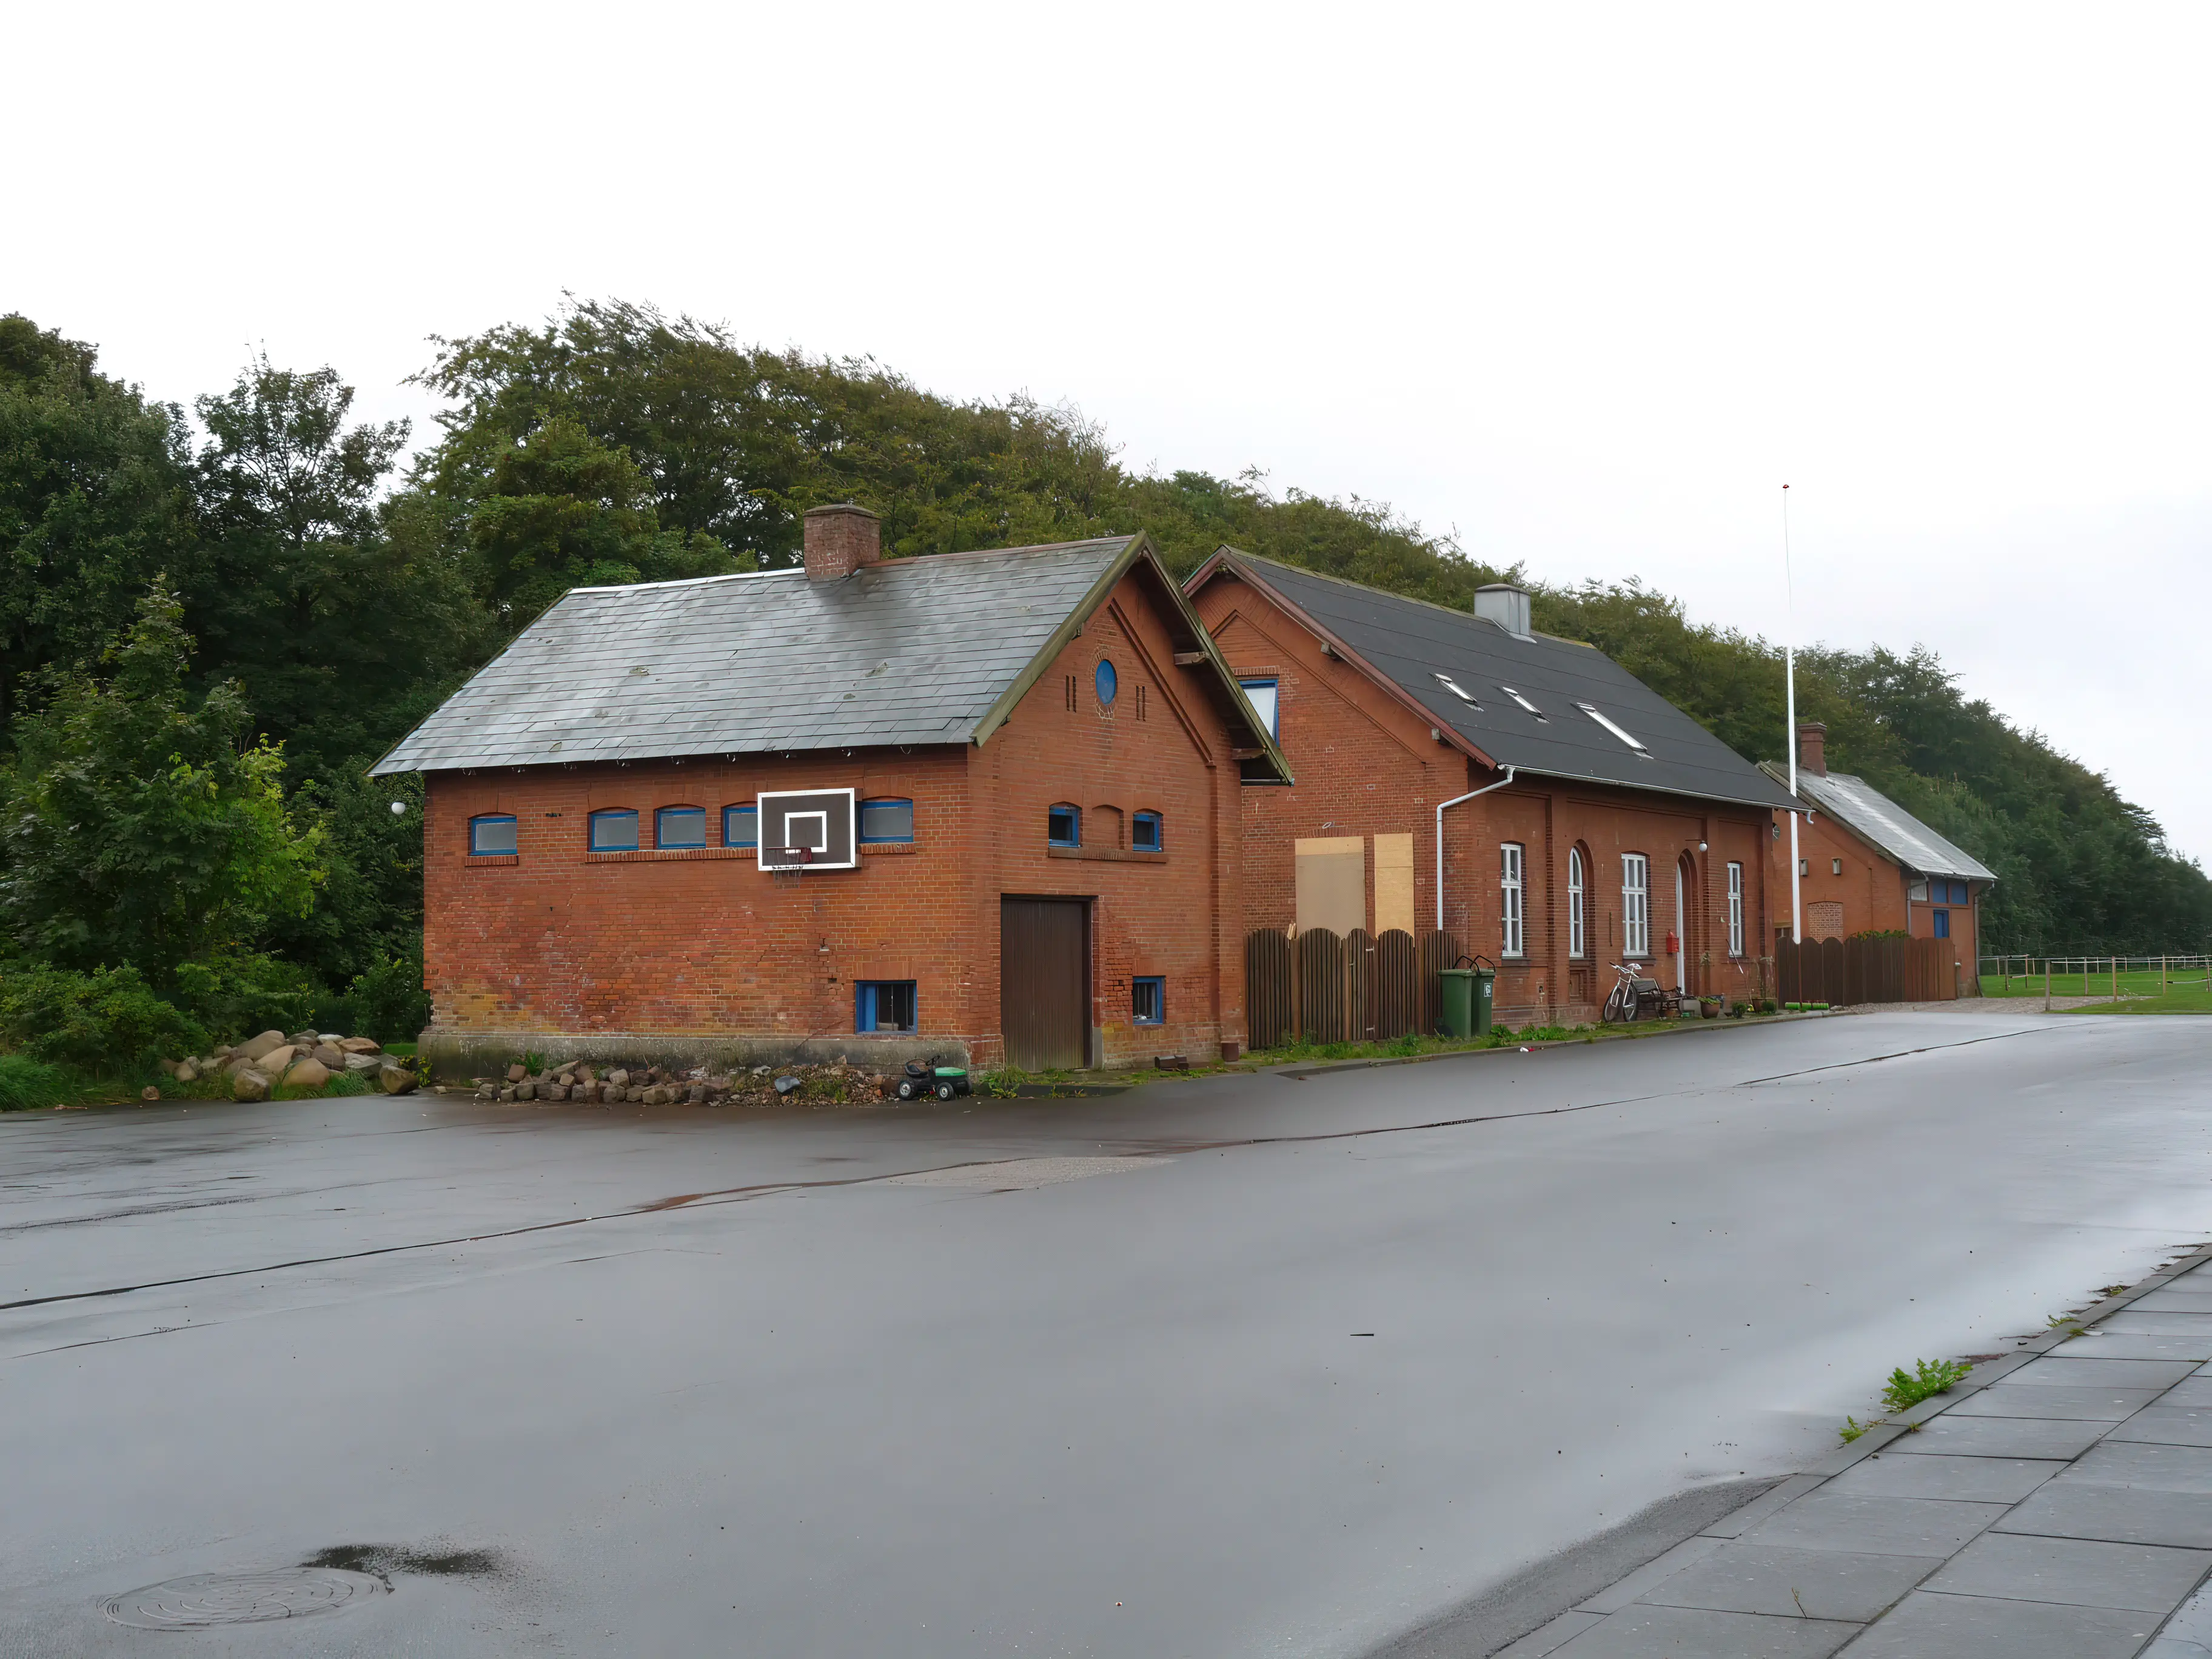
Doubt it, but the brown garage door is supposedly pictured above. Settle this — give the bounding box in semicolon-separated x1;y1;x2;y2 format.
1000;897;1088;1071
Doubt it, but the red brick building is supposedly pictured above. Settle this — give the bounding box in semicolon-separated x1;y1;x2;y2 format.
1761;723;1995;985
1185;551;1798;1024
372;508;1287;1077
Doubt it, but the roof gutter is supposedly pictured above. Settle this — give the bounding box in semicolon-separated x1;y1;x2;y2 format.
1436;767;1517;932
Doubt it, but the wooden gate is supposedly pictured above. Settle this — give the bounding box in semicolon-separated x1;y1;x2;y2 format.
1376;930;1419;1038
1000;897;1088;1069
1774;933;1959;1005
1247;929;1292;1050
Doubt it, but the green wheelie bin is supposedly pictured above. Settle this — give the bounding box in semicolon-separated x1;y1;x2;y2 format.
1439;957;1496;1038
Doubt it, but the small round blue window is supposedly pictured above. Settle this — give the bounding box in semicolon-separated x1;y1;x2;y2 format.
1096;659;1118;706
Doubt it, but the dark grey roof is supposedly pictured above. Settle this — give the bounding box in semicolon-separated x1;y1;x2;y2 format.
374;537;1252;775
1760;763;1997;883
1202;551;1797;811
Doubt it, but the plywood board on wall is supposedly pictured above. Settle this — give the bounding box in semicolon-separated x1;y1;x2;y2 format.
1373;833;1415;936
1295;836;1366;937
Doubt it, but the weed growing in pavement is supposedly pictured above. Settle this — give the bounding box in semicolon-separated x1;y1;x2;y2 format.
1882;1358;1973;1413
2047;1313;2087;1339
1838;1416;1874;1443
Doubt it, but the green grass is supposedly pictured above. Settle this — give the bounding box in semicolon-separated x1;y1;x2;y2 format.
1983;967;2212;1002
0;1055;76;1111
1244;1024;1598;1067
2068;985;2212;1016
1882;1358;1973;1413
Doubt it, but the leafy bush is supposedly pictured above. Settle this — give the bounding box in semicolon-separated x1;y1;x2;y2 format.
0;965;206;1071
169;951;318;1044
0;1054;74;1110
327;947;429;1043
1882;1358;1973;1413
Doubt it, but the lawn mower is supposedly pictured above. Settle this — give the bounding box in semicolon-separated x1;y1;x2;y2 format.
897;1059;971;1101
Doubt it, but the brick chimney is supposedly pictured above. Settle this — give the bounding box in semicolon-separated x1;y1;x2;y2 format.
802;503;880;581
1797;721;1828;777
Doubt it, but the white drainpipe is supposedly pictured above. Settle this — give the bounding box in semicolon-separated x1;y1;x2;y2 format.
1436;766;1518;932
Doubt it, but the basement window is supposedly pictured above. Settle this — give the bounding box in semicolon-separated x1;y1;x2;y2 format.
1500;686;1547;720
1131;977;1164;1025
724;803;758;848
1433;672;1482;709
1577;702;1650;755
470;814;517;856
855;980;917;1033
588;809;638;852
1048;803;1081;848
1133;810;1162;852
657;806;706;850
859;797;914;843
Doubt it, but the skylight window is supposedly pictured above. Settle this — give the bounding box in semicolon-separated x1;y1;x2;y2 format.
1433;673;1481;708
1500;686;1547;720
1577;702;1650;755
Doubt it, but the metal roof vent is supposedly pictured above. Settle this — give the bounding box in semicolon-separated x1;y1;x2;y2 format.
1475;583;1532;639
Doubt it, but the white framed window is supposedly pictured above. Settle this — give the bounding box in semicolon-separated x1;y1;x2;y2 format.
1622;853;1650;957
1726;861;1744;957
1567;846;1585;959
1500;842;1525;958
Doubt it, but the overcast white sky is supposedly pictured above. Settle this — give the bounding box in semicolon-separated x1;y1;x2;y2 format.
12;3;2209;859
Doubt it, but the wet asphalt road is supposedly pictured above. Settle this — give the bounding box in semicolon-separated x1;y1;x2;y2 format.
2;1008;2208;1657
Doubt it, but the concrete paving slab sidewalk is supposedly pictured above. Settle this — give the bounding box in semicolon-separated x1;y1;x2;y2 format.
1496;1247;2212;1657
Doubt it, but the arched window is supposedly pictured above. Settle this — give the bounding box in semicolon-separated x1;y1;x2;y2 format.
470;814;517;856
588;809;639;853
1133;810;1163;852
1095;659;1118;708
723;803;758;848
1567;846;1585;958
1047;803;1081;848
859;798;914;843
656;806;706;850
1621;853;1650;957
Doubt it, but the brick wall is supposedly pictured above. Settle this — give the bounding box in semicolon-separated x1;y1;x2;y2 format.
1768;810;1980;988
420;565;1243;1073
1194;569;1774;1025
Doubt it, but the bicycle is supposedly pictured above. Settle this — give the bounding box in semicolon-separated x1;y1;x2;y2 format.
1601;962;1670;1023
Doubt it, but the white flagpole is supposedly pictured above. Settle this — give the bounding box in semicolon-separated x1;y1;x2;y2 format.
1783;484;1801;945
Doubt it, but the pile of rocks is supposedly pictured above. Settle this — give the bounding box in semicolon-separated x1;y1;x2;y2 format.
474;1059;889;1108
162;1030;415;1101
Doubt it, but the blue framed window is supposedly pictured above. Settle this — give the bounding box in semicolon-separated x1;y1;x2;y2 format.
1932;909;1951;939
1096;659;1118;708
1239;677;1279;737
724;803;757;848
859;798;914;843
1133;810;1162;852
1048;803;1081;848
657;806;706;850
1132;976;1164;1025
469;814;517;856
855;980;917;1033
588;809;638;852
1951;879;1970;904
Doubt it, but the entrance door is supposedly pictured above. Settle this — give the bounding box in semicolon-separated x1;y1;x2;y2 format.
1000;897;1088;1070
1674;860;1687;993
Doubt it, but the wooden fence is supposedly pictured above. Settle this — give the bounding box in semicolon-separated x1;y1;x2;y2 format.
1774;933;1959;1005
1246;927;1461;1049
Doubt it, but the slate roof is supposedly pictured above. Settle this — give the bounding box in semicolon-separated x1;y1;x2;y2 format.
1194;550;1798;811
372;536;1287;777
1760;763;1997;883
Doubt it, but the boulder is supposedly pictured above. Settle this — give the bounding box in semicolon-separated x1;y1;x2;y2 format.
626;1086;644;1103
285;1057;331;1091
141;1085;160;1101
515;1081;536;1101
288;1031;319;1048
686;1084;706;1105
506;1063;527;1082
337;1037;381;1055
477;1084;497;1100
235;1030;287;1063
543;1083;566;1101
258;1045;298;1076
499;1085;516;1102
577;1065;597;1086
312;1043;345;1070
175;1060;199;1084
342;1051;383;1075
377;1061;416;1096
608;1068;631;1088
232;1069;270;1102
156;1057;180;1078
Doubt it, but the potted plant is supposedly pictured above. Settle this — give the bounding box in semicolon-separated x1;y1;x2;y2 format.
1698;994;1723;1019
